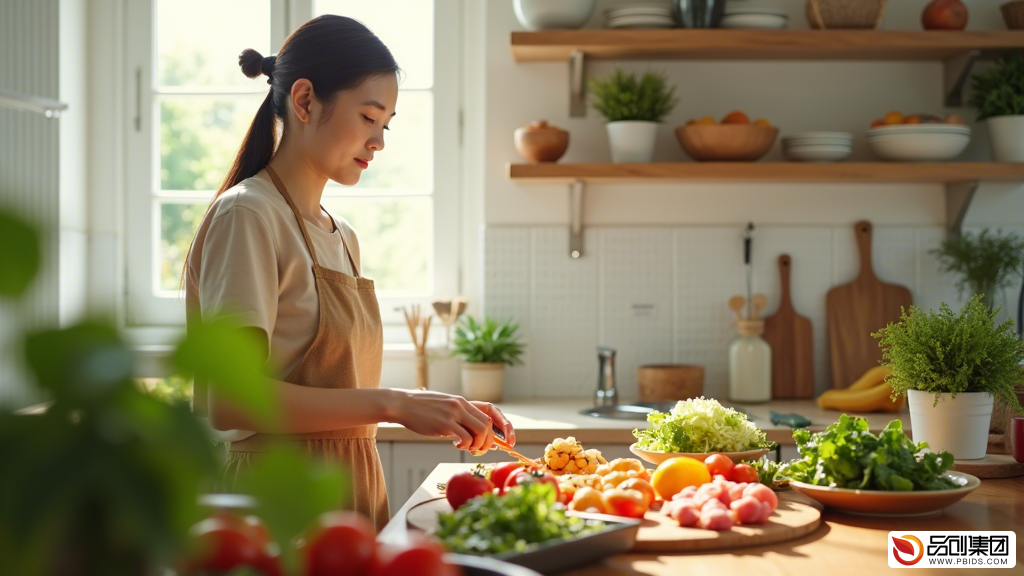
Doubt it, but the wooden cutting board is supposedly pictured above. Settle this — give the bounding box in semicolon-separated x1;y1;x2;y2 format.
826;221;913;389
406;490;821;553
763;254;815;399
952;454;1024;479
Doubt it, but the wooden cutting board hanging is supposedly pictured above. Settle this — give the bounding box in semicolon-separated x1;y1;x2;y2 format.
763;254;815;398
826;221;913;389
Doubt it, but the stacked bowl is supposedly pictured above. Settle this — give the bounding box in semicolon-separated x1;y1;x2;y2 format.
867;124;971;161
605;3;675;28
721;6;789;29
782;132;853;162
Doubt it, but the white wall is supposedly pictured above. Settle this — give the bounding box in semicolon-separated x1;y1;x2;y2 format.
479;0;1024;401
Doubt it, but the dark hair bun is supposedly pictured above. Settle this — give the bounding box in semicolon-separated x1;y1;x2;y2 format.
238;48;265;79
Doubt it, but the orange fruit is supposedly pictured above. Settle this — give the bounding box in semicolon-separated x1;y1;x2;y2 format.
870;119;884;128
650;457;712;501
721;111;750;125
696;116;717;125
904;115;922;124
753;118;772;127
618;478;656;508
883;111;904;125
686;118;696;126
945;114;964;125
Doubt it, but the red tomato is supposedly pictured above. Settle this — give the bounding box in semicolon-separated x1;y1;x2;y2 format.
184;517;265;574
704;454;734;478
299;512;378;576
602;488;648;518
505;470;561;503
728;463;759;484
559;484;577;506
446;471;495;510
252;549;284;576
489;462;523;495
618;478;655;508
372;536;457;576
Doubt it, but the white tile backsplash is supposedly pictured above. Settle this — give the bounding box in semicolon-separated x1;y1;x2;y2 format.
483;224;1022;400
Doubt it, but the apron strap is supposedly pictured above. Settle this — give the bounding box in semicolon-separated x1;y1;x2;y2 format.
264;165;321;268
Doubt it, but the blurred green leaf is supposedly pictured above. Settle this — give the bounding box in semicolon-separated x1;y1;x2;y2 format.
0;208;41;298
23;319;135;404
232;444;350;573
172;316;278;427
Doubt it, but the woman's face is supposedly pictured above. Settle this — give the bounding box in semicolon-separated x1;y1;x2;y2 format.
295;73;399;186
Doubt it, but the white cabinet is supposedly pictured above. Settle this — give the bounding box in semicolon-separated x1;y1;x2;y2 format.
388;442;464;514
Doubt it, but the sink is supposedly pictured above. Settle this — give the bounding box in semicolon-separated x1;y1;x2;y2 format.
578;401;679;420
579;402;750;420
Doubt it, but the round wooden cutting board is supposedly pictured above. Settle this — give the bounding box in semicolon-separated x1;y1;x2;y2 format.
407;490;822;553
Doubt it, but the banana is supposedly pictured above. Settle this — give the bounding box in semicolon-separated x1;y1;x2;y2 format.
846;366;893;391
817;381;905;412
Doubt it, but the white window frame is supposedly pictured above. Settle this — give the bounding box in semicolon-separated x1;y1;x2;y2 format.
123;0;462;337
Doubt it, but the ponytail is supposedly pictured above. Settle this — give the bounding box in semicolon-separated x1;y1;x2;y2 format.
217;90;277;194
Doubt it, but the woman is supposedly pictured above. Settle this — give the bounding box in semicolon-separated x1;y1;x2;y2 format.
184;15;514;531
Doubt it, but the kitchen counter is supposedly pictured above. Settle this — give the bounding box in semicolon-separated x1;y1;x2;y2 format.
379;463;1023;576
377;398;910;445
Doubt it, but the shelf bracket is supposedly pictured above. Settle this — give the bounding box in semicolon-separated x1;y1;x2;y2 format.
945;181;980;237
569;180;585;258
944;50;981;107
569;50;587;117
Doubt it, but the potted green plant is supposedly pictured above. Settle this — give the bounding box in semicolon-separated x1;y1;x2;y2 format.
968;52;1024;161
451;316;525;402
929;228;1024;313
590;69;678;163
873;296;1024;460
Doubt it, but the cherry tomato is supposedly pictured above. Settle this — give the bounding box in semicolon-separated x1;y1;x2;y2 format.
559;484;577;506
728;463;759;484
618;478;655;508
446;471;494;510
505;470;560;503
489;462;523;495
371;535;457;576
704;453;734;478
299;511;378;576
184;517;265;574
602;488;648;518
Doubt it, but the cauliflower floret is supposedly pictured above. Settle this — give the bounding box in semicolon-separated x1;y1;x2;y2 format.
543;437;606;476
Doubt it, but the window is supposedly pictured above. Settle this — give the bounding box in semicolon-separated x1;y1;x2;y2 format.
124;0;461;331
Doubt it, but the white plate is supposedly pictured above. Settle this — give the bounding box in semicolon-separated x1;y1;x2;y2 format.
720;14;788;29
783;138;854;146
607;16;675;28
784;131;853;141
784;145;852;162
725;7;788;16
605;6;673;17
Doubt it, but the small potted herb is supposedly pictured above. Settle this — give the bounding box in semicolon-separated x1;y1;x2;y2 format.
873;296;1024;460
929;228;1024;313
968;52;1024;161
451;316;525;402
589;69;678;163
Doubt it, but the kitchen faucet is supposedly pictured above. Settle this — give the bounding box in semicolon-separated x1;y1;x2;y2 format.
595;346;618;407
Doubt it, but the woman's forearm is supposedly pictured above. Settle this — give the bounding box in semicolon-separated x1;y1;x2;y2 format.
208;378;402;434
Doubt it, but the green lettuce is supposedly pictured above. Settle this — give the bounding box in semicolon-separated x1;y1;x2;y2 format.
782;414;956;491
632;397;769;453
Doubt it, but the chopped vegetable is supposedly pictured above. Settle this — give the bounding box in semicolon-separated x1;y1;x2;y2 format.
435;481;605;556
632;397;770;453
781;415;956;491
745;458;787;490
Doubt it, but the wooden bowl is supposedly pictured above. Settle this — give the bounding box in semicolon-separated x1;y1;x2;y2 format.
637;365;703;403
789;471;980;516
629;443;771;466
514;121;569;163
1002;1;1024;29
675;124;778;161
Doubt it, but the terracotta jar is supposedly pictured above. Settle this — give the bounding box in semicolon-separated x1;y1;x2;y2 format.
514;120;569;163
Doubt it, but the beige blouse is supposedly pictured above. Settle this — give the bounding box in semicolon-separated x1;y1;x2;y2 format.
186;172;361;439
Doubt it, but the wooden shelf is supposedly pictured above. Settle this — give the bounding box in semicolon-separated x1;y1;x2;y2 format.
510;30;1024;62
507;162;1024;184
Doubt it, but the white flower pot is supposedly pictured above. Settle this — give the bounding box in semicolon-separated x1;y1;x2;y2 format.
606;121;659;163
986;115;1024;162
908;389;994;460
460;363;506;403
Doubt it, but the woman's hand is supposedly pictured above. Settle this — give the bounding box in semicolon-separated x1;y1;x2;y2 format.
387;389;497;452
469;401;516;447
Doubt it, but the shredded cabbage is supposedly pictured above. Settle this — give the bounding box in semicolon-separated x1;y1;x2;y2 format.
632;397;769;453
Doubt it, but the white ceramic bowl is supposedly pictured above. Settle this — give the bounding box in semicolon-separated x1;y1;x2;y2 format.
514;0;596;30
720;14;788;29
783;137;854;146
868;124;970;136
784;131;853;141
867;131;970;161
784;144;852;162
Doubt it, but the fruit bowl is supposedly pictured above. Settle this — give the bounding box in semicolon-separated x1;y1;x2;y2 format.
629;443;771;466
867;124;970;161
675;124;779;161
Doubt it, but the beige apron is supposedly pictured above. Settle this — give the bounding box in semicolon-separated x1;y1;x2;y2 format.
223;166;390;531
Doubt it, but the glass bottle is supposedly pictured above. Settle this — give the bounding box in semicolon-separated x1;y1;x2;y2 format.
729;320;772;403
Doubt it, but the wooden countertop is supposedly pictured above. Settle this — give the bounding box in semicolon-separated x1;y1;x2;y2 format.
380;463;1023;576
376;399;911;445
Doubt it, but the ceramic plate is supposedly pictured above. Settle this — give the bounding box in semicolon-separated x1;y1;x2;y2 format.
789;471;980;516
629;443;771;465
